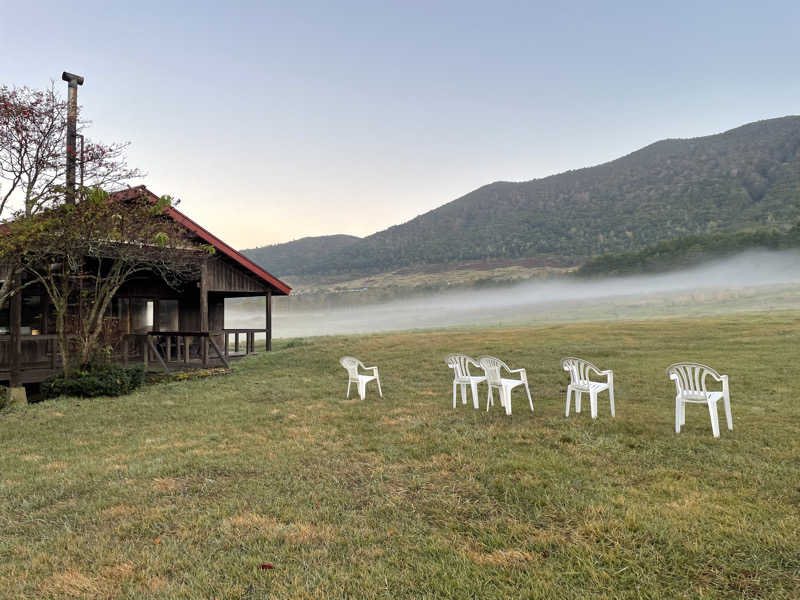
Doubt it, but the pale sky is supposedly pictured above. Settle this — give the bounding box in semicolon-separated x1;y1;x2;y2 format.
2;1;799;249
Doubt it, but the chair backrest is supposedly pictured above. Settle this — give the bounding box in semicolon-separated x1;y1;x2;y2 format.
478;355;507;386
666;362;721;397
445;354;478;379
561;357;598;385
339;356;362;380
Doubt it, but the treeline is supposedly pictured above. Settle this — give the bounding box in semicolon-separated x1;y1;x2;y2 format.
577;224;800;277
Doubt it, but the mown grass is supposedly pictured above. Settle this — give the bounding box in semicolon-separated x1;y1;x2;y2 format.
1;311;799;599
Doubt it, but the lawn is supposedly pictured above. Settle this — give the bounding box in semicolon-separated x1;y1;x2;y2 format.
1;312;799;599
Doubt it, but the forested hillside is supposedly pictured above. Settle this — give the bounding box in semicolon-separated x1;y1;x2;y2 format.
246;116;800;277
242;235;360;278
577;224;800;277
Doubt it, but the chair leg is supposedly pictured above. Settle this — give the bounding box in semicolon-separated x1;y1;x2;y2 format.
376;375;383;398
358;381;366;401
724;394;733;431
708;400;720;438
565;388;571;417
460;383;467;405
590;391;598;419
681;399;686;426
452;381;457;409
575;391;582;413
675;397;682;433
609;384;615;418
525;383;533;412
470;381;480;409
487;387;493;411
346;380;352;399
504;390;512;415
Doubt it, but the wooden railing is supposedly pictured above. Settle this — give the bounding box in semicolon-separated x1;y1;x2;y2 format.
0;329;265;380
0;334;61;370
222;328;268;357
123;331;231;374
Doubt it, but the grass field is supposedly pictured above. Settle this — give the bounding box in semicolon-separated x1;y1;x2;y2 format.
1;312;799;598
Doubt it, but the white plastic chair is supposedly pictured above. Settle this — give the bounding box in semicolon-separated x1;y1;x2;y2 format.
339;356;382;400
445;354;486;409
667;362;732;438
477;355;533;416
561;357;615;419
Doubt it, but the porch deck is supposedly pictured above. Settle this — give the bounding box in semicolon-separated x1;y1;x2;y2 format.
0;329;266;384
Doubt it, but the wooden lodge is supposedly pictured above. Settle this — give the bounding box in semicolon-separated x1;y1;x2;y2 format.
0;186;291;385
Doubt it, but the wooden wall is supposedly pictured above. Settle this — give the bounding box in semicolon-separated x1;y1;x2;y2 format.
207;256;267;294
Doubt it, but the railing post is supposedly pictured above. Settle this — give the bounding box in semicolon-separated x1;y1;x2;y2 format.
234;332;239;353
224;332;229;358
202;336;208;367
184;336;189;364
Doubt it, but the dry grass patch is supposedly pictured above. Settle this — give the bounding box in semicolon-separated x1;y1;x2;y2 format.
40;570;101;599
223;513;336;545
152;477;186;492
44;460;68;471
466;548;541;568
101;504;137;519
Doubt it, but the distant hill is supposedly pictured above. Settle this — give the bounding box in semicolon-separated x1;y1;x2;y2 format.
245;116;800;277
241;235;360;278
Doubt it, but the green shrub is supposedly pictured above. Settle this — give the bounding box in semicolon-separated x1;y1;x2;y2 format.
41;364;145;399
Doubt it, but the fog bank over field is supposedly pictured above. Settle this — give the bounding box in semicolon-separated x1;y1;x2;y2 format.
226;250;800;338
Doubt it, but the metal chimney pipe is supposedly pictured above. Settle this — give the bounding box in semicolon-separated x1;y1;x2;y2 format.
61;71;84;204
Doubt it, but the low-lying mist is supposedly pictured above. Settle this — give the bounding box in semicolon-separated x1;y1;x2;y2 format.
227;250;800;338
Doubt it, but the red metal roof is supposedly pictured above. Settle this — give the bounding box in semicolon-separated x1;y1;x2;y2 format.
110;186;291;295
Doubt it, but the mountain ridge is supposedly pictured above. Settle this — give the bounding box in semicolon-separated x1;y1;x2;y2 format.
244;116;800;277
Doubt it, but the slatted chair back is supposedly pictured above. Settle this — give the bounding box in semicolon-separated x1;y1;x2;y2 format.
561;357;600;386
445;354;479;381
478;355;507;386
666;362;722;400
339;356;363;382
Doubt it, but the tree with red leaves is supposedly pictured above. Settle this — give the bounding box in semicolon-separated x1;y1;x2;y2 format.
0;82;141;310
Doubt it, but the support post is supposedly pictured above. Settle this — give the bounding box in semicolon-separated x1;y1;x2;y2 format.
153;299;160;332
8;275;26;406
200;261;208;367
267;291;272;351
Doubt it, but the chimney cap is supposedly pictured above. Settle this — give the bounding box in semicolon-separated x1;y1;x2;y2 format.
61;72;84;86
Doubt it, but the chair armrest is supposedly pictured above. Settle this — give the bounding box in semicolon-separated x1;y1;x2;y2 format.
507;367;527;381
364;366;379;375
